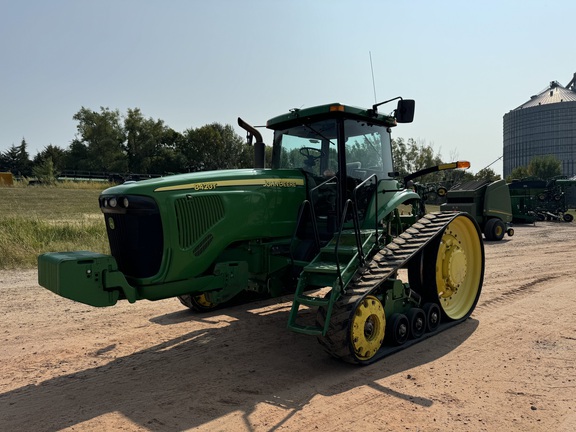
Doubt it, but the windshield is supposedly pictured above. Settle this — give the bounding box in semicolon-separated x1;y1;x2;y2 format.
344;120;393;181
272;119;338;177
272;118;393;181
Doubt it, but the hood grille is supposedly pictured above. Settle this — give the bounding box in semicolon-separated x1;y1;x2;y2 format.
175;195;225;249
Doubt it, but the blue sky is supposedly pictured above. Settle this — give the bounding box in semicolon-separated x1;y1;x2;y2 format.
1;0;574;176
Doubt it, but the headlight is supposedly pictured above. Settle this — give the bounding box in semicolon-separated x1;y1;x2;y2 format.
123;197;129;208
109;197;118;208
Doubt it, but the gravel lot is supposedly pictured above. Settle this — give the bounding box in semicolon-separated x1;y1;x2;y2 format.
1;221;575;431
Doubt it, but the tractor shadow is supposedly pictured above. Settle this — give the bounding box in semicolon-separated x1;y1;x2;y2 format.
0;297;479;431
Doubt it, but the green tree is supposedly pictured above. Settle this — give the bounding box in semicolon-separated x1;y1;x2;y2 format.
124;108;182;174
179;123;252;172
150;127;186;174
149;145;187;174
32;157;57;185
506;155;562;182
1;139;32;176
392;137;444;180
33;145;67;173
64;139;91;171
473;167;501;181
73;107;127;172
528;155;562;180
507;165;530;181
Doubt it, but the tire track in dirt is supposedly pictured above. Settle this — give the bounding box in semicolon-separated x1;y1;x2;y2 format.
475;275;560;311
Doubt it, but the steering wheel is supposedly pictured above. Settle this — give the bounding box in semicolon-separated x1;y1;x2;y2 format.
299;147;324;160
299;147;325;170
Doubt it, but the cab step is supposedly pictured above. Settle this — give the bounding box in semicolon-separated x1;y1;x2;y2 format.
288;231;377;336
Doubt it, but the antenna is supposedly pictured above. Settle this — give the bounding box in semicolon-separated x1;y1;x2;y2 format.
369;51;377;103
482;155;503;171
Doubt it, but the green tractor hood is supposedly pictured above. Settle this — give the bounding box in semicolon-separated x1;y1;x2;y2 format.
39;168;309;307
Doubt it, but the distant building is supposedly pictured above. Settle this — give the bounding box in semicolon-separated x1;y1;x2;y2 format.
503;73;576;178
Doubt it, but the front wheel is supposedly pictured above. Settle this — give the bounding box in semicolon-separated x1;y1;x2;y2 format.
178;293;218;312
408;213;484;321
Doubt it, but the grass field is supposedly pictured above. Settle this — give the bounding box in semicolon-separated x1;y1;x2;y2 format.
0;182;111;269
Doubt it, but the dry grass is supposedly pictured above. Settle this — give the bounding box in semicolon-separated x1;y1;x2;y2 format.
0;183;110;269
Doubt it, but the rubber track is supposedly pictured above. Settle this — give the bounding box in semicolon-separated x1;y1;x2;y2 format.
317;211;468;365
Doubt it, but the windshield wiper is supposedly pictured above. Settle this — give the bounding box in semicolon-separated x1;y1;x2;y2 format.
303;124;337;146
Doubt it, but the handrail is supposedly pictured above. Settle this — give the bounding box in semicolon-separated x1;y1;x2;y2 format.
334;198;363;291
310;175;337;194
292;174;382;293
352;174;379;247
291;175;340;266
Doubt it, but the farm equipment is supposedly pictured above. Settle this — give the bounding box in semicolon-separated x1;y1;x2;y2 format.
38;100;485;364
440;179;514;241
508;178;574;223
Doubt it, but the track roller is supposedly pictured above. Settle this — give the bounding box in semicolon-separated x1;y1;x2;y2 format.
388;313;409;345
408;308;426;338
423;302;441;332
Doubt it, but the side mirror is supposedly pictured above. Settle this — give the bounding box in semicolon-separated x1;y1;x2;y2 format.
395;99;415;123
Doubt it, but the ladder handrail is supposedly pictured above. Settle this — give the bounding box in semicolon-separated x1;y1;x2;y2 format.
352;174;379;247
310;175;338;194
334;198;363;291
290;175;340;264
331;175;380;292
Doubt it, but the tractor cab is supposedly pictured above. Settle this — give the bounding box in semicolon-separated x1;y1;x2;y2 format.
266;102;411;236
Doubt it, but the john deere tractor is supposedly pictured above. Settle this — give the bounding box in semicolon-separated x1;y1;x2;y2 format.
38;99;484;364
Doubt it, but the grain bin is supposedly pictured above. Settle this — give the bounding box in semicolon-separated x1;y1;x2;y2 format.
503;73;576;178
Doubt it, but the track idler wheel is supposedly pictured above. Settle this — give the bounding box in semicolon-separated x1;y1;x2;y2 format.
423;302;441;332
408;308;426;339
349;295;386;361
409;213;484;321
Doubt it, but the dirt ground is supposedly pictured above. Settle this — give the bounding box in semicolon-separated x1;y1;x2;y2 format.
1;222;575;432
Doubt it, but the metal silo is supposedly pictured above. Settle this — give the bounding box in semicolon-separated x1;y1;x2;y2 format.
503;73;576;178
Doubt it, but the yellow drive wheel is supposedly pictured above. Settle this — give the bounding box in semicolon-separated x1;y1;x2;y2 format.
408;213;484;321
434;215;483;319
178;293;218;312
350;295;386;361
194;294;216;308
